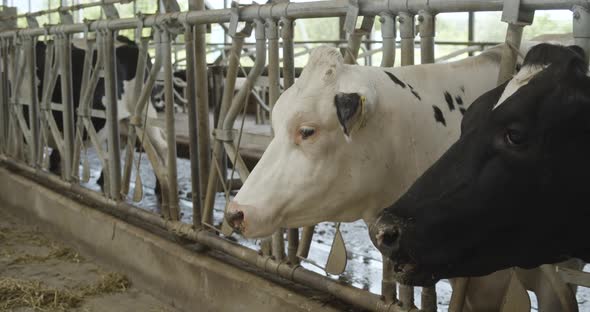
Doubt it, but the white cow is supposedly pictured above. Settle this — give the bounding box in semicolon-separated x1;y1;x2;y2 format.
227;46;501;237
226;37;582;311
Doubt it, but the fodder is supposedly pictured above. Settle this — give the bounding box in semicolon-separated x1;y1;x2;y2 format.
0;272;131;311
9;246;84;265
81;272;130;296
0;278;83;311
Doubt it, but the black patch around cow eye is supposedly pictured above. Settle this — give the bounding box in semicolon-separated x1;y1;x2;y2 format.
383;71;406;88
299;127;315;140
433;105;446;126
444;91;455;111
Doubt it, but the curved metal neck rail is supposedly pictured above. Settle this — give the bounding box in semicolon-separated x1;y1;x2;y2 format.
1;0;589;38
0;0;132;21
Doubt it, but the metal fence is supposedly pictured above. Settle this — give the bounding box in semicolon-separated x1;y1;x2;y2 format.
0;0;589;311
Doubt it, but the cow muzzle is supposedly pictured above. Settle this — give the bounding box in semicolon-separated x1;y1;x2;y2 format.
225;201;246;234
369;216;402;259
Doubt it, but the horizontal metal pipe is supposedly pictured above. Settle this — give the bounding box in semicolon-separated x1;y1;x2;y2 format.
0;156;412;312
3;0;588;38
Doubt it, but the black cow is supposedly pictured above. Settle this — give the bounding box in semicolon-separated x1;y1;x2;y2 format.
24;36;163;199
369;43;590;286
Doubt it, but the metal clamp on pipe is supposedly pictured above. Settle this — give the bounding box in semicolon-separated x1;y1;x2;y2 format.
213;129;234;142
343;0;374;65
417;10;435;64
497;0;534;84
573;5;590;62
379;12;396;67
228;1;243;38
25;14;39;28
58;6;74;25
398;12;415;66
100;2;120;20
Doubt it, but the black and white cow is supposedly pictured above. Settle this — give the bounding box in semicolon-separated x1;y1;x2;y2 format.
152;69;187;113
370;43;590;286
23;35;165;198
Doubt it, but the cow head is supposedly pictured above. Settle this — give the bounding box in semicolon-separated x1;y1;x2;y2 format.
226;46;389;238
369;44;590;286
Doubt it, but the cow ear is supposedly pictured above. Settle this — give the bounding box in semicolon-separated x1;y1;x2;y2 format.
334;92;368;141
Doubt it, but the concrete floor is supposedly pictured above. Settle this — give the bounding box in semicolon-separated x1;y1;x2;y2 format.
0;208;180;312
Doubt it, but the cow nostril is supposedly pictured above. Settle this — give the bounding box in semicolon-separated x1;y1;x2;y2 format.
381;230;398;247
376;228;399;249
226;210;244;228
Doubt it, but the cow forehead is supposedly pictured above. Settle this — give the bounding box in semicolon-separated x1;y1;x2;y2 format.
493;65;547;110
272;83;338;128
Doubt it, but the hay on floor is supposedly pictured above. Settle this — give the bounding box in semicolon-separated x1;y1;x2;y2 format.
0;272;131;311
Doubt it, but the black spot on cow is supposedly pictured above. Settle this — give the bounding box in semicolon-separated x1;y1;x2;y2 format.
407;84;421;101
444;91;454;111
334;92;363;136
460;86;465;93
455;96;463;106
383;71;406;88
432;105;446;126
459;108;466;115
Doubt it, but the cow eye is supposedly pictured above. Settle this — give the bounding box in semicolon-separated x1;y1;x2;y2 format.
299;127;316;140
505;129;526;146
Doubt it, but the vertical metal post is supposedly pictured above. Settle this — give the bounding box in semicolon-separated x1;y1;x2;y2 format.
573;5;590;63
196;22;211;211
25;37;39;166
418;11;435;64
497;0;534;84
203;32;246;226
101;30;122;199
398;12;415;66
162;29;180;220
422;286;437;312
468;12;475;56
267;17;284;261
121;36;148;195
296;226;314;259
280;18;295;89
382;258;397;304
399;284;416;310
186;0;208;228
497;24;524;84
281;16;299;264
266;18;279;118
0;40;8;153
184;22;202;226
58;32;75;180
344;31;363;64
380;13;396;67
